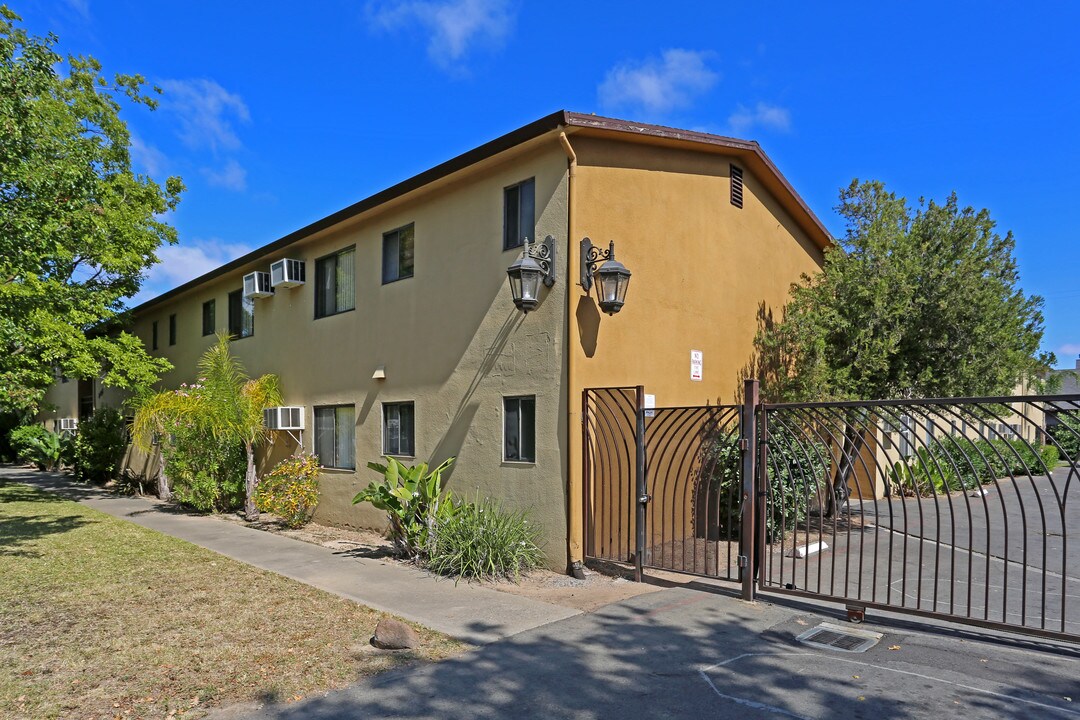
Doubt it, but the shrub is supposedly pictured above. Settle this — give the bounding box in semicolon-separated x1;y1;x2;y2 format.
1047;412;1080;461
891;435;1061;497
163;426;246;513
256;453;321;527
703;425;828;542
9;425;61;470
69;408;129;484
428;498;543;581
352;456;457;559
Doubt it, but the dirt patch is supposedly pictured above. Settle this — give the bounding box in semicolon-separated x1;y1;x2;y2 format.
219;512;659;611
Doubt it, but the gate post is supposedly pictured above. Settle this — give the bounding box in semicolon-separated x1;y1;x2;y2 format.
634;385;647;583
741;379;759;601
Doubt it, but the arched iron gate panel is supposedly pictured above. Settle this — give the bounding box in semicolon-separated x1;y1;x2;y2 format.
582;387;640;564
758;395;1080;643
641;405;743;580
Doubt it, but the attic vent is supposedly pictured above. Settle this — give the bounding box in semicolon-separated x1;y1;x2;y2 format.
730;164;744;208
796;623;882;653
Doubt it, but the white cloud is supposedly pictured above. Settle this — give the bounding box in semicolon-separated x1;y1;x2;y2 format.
598;49;719;114
202;159;248;192
130;238;255;305
129;135;167;177
1057;343;1080;358
63;0;91;20
727;102;792;134
158;79;250;152
368;0;514;70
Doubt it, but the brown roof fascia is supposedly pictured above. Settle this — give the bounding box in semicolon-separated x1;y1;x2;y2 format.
130;109;831;316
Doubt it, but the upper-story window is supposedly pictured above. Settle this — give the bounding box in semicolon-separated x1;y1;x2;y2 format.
151;320;158;350
202;299;215;336
168;314;177;346
228;289;254;338
315;246;356;318
382;224;415;284
503;178;535;250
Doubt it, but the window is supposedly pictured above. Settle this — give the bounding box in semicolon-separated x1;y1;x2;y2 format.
168;314;177;346
382;224;415;283
503;396;536;462
314;405;355;470
315;246;356;318
730;164;744;208
383;402;415;457
202;299;216;336
228;289;254;338
151;320;158;350
503;178;535;250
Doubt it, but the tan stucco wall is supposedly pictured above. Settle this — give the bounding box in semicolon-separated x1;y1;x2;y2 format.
117;140;572;568
565;134;827;562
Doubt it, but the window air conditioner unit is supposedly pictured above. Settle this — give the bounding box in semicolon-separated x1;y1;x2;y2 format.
58;418;78;432
264;406;304;431
243;271;274;299
270;258;306;288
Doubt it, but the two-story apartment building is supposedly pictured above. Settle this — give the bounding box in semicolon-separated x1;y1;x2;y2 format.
40;111;832;572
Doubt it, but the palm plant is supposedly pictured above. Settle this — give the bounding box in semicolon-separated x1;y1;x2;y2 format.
132;333;282;518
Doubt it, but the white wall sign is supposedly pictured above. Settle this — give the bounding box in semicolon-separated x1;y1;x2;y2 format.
690;350;703;381
644;393;656;417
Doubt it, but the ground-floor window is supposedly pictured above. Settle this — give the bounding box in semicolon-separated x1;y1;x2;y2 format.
382;402;415;457
314;405;355;469
503;395;536;462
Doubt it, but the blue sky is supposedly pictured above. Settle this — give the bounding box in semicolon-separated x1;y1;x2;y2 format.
15;1;1080;367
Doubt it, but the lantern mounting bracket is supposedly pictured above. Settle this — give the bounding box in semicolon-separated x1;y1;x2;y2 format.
580;237;613;292
527;235;557;287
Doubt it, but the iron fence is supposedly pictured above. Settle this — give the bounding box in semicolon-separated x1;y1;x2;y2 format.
759;395;1079;641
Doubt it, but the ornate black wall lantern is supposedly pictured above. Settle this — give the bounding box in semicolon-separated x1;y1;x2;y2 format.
580;237;632;315
506;235;557;314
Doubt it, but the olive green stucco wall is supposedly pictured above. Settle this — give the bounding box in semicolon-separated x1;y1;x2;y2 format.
111;141;572;568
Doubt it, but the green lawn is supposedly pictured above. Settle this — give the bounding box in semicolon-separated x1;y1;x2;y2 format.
0;480;462;719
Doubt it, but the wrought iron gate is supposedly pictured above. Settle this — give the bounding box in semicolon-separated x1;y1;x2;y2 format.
583;383;1080;643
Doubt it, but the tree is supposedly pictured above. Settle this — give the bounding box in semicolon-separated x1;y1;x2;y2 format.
756;179;1053;403
133;334;281;519
755;180;1054;517
0;6;184;413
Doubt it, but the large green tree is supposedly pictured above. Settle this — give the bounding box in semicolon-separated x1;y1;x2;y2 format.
0;6;183;412
756;179;1053;402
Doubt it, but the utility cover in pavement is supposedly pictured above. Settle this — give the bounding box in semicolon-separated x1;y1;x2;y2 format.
796;622;883;653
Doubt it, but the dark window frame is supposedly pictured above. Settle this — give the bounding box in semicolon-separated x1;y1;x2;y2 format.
151;320;158;350
314;404;356;470
228;289;254;339
382;223;415;284
503;177;536;251
202;299;216;336
168;313;177;346
314;245;357;319
382;401;415;457
503;395;536;463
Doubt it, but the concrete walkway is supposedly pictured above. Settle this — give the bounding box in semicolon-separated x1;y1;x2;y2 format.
0;466;579;645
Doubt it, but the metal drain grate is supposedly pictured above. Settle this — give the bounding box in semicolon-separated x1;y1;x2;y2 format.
796;622;883;653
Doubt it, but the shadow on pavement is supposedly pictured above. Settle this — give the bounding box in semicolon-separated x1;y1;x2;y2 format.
236;589;1079;720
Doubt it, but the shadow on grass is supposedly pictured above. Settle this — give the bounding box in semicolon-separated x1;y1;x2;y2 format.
0;512;96;557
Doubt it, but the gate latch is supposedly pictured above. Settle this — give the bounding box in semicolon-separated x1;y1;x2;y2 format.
739;438;749;451
638;494;651;504
737;555;749;568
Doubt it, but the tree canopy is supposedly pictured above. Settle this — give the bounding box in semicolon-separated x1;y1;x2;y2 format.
0;6;183;412
756;179;1052;402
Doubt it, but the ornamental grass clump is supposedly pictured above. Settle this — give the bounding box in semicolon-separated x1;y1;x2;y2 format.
427;498;543;581
256;453;321;528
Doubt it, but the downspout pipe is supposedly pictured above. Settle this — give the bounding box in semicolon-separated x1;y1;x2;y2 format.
559;130;586;580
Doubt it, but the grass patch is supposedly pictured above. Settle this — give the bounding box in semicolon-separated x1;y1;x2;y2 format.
0;480;462;719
